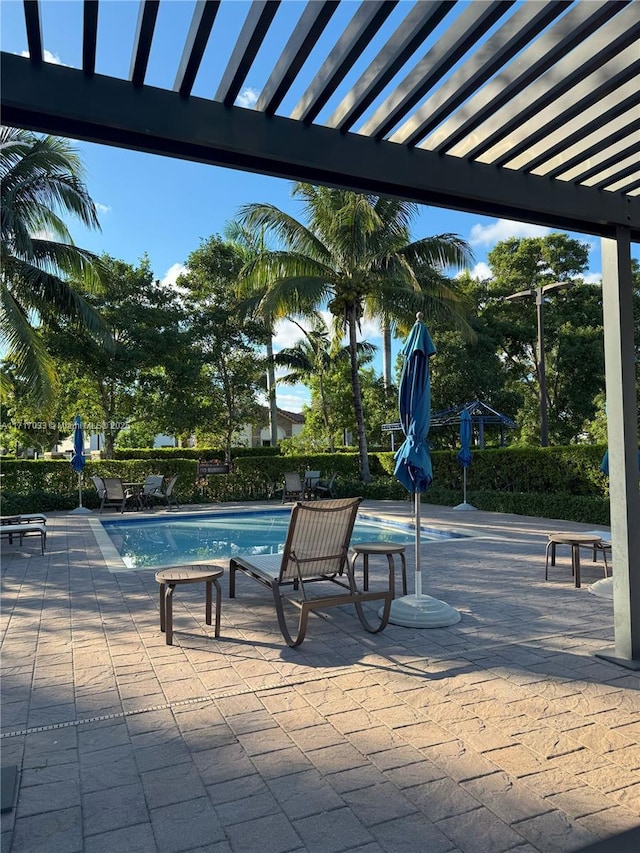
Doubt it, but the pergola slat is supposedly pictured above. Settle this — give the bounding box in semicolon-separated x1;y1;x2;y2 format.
461;10;640;163
557;130;640;184
360;0;515;141
174;0;220;96
389;0;571;147
214;0;280;105
255;1;339;115
290;0;397;124
82;1;98;75
23;0;43;64
422;0;632;155
129;0;160;87
521;96;640;175
325;0;454;133
585;157;640;190
486;54;640;168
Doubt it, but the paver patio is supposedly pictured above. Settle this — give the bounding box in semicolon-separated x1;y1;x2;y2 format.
1;500;639;853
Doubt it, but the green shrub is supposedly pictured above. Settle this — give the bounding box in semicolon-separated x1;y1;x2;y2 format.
113;446;282;460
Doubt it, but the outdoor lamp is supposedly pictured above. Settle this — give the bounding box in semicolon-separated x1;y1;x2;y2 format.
504;280;572;447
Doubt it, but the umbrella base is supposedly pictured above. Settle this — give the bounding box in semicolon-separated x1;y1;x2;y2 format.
453;501;477;511
69;507;92;515
381;594;461;628
589;577;613;599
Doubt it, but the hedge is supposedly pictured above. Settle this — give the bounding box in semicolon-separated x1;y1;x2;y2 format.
113;446;281;460
0;444;614;524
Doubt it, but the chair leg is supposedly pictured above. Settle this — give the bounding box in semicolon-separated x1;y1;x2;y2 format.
398;551;407;596
165;584;175;645
159;582;166;633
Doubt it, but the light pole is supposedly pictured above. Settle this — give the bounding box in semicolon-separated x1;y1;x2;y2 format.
504;281;571;447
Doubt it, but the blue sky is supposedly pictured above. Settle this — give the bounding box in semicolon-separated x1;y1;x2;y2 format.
2;0;637;412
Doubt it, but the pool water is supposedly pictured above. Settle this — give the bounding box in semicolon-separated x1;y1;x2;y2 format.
100;509;456;570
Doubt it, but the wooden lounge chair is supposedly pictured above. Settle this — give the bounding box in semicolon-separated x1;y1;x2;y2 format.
229;497;394;647
280;472;304;503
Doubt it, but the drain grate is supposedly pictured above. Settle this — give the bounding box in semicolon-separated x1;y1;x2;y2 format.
0;671;350;739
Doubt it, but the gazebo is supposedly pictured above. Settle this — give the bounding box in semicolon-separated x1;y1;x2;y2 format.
431;400;517;449
2;0;638;668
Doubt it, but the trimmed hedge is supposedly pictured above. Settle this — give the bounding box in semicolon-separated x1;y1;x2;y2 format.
0;459;199;514
0;444;613;524
113;446;281;460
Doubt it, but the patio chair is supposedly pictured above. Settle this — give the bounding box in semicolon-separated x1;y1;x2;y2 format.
99;478;135;513
149;473;180;509
140;474;165;508
229;497;394;647
314;473;337;499
280;472;304;503
91;475;106;501
304;470;321;499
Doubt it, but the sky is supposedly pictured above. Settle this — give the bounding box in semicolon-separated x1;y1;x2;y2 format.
2;0;638;413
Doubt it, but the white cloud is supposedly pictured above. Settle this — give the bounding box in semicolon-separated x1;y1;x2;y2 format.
272;318;307;350
161;262;189;289
95;202;111;215
464;261;492;281
20;48;65;65
469;219;551;247
236;87;259;109
583;271;601;284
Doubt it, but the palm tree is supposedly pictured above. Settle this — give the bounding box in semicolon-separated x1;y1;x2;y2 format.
1;126;107;405
239;185;473;482
224;219;281;446
275;314;376;451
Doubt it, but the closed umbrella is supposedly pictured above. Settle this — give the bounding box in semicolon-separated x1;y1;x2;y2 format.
70;416;91;515
454;407;476;510
390;314;461;627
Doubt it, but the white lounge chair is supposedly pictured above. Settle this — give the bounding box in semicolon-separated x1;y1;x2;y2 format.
0;523;46;554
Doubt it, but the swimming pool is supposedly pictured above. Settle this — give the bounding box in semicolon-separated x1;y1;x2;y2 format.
97;508;464;571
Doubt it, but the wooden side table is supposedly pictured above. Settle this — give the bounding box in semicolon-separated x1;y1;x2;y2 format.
545;533;603;588
155;565;223;645
351;542;407;598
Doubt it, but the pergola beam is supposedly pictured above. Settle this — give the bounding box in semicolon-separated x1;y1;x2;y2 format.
2;53;638;241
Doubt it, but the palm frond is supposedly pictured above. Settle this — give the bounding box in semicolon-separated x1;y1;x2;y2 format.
0;283;58;404
237;203;329;261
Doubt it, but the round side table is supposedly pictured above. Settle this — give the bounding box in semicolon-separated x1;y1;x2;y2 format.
155;565;224;645
351;542;407;598
545;533;602;588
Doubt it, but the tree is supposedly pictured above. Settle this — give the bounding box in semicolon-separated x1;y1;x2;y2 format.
44;255;194;456
484;233;605;445
0;127;108;406
178;236;268;464
239;185;472;482
275;314;376;451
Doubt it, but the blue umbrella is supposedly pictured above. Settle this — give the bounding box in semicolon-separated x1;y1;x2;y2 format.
394;317;436;497
391;316;460;627
70;415;89;513
454;408;476;510
600;448;640;476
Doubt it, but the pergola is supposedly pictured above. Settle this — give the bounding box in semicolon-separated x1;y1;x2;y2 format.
2;0;638;666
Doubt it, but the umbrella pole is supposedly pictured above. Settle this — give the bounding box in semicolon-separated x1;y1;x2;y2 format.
463;467;467;505
415;492;421;598
78;472;83;508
